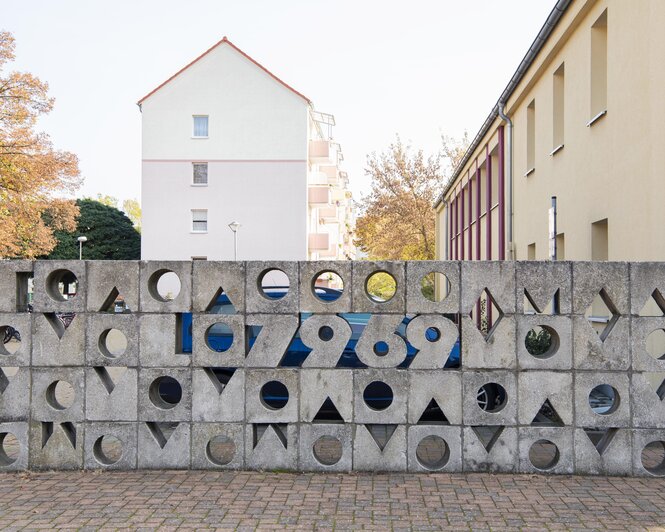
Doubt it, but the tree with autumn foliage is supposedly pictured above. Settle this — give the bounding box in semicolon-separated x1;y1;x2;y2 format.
0;31;81;258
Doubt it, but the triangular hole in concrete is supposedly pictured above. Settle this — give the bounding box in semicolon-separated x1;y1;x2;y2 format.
646;373;665;401
639;289;665;317
531;399;564;427
94;367;126;394
60;422;77;449
41;422;54;449
365;424;397;452
417;398;450;425
99;286;130;313
146;422;178;449
471;426;504;453
206;287;236;314
524;288;560;315
203;367;236;394
584;427;618;456
253;423;287;449
0;368;10;394
44;313;71;340
313;397;344;424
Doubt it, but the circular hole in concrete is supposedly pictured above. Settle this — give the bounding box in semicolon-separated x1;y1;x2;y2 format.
529;439;560;470
312;435;343;466
148;269;181;302
98;328;127;358
525;325;559;359
45;269;78;302
318;325;334;342
206;435;236;466
260;380;289;410
416;435;450;470
258;268;289;300
0;326;21;356
93;435;123;465
641;441;665;476
0;432;19;466
646;329;665;361
420;272;451;302
365;271;397;303
312;271;344;302
476;383;507;413
149;376;182;410
425;327;441;342
205;322;234;352
45;380;75;410
373;341;389;357
589;384;620;415
363;381;393;411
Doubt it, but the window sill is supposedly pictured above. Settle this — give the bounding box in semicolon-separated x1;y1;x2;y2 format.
524;167;536;177
586;110;607;127
191;183;208;187
191;136;209;139
550;144;564;156
190;231;208;234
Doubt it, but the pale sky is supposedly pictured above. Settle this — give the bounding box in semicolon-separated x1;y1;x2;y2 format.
3;0;554;206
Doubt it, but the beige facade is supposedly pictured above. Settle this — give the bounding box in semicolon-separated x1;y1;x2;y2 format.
435;0;665;262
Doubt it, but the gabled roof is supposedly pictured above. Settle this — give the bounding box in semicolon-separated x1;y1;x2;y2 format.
137;36;311;105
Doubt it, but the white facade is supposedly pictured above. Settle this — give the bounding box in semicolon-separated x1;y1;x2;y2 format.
140;37;353;261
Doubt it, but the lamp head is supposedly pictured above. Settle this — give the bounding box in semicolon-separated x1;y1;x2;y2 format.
228;221;241;232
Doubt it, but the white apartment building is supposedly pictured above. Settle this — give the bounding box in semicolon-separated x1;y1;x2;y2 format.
138;37;354;261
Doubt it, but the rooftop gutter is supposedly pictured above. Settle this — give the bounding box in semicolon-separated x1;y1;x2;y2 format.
434;0;572;208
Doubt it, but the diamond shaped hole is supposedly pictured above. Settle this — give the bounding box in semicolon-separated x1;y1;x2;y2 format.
584;288;619;342
470;289;503;340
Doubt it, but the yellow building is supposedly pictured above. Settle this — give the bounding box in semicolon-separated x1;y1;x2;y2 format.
435;0;665;262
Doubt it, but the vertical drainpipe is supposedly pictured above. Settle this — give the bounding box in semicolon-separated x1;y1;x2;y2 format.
498;103;513;260
497;125;506;261
454;194;459;260
460;186;465;260
467;172;473;260
485;145;492;260
447;201;452;260
475;162;481;260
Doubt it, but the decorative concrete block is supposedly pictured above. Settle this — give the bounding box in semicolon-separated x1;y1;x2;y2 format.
353;423;406;471
137;421;190;469
245;261;299;314
0;422;28;471
31;367;85;422
29;420;83;470
0;260;33;313
300;369;353;422
632;429;665;477
0;313;31;366
629;262;665;316
192;314;245;367
462;371;517;426
245;314;298;368
405;261;460;314
139;314;190;367
245;369;299;423
192;261;245;313
460;315;516;369
631;317;665;371
85;367;138;421
354;315;408;368
32;312;86;366
631;373;665;428
572;262;630;315
462;426;518;473
191;423;244;469
406;315;459;369
139;261;192;313
32;260;87;313
138;368;192;422
84;422;137;470
86;260;139;313
353;369;408;423
460;261;515;315
407;425;462;472
516;261;572;314
299;424;352;472
574;427;632;476
0;367;30;420
517;371;573;426
299;261;352;313
518;427;573;474
351;261;406;314
572;315;630;370
244;423;297;470
192;368;245;422
516;315;572;370
300;315;352;368
574;372;630;428
408;371;462;425
85;313;139;366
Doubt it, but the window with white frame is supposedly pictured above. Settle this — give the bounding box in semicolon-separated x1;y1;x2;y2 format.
191;209;208;232
193;163;208;185
193;115;209;137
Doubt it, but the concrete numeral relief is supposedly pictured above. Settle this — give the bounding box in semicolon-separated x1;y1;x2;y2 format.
0;259;663;475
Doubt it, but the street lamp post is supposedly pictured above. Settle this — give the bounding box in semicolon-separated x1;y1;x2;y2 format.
228;222;241;261
77;236;88;260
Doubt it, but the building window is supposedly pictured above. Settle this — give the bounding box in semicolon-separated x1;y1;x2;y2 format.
526;100;535;175
192;209;208;233
591;218;608;260
193;163;208;185
556;233;565;260
552;63;565;152
193;115;209;137
590;9;608;123
527;242;536;260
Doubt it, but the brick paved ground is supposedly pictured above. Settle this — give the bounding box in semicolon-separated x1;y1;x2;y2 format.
0;471;663;530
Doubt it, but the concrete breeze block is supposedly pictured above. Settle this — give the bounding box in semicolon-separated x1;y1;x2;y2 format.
192;368;245;422
31;367;85;422
516;315;572;370
299;369;353;423
0;260;33;313
408;371;462;425
407;425;462;473
518;427;573;475
192;261;246;313
245;261;299;314
353;369;408;424
574;372;631;428
85;313;139;367
32;312;86;366
0;312;31;366
192;314;245;367
137;421;190;469
245;423;297;470
191;422;244;470
574;427;632;476
0;367;30;420
515;261;572;315
460;261;516;315
351;261;406;314
139;314;191;367
405;261;460;315
138;368;192;422
85;367;138;421
32;260;87;313
299;423;352;472
353;423;407;472
245;369;299;423
139;261;192;313
86;261;139;313
84;422;138;470
299;261;352;313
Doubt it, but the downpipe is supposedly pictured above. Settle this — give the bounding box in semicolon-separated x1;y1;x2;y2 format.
497;103;514;260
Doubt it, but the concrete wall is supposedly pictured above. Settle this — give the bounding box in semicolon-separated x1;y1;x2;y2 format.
1;259;665;476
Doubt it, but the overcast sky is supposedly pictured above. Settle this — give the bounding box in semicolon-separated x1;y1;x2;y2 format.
3;0;553;206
